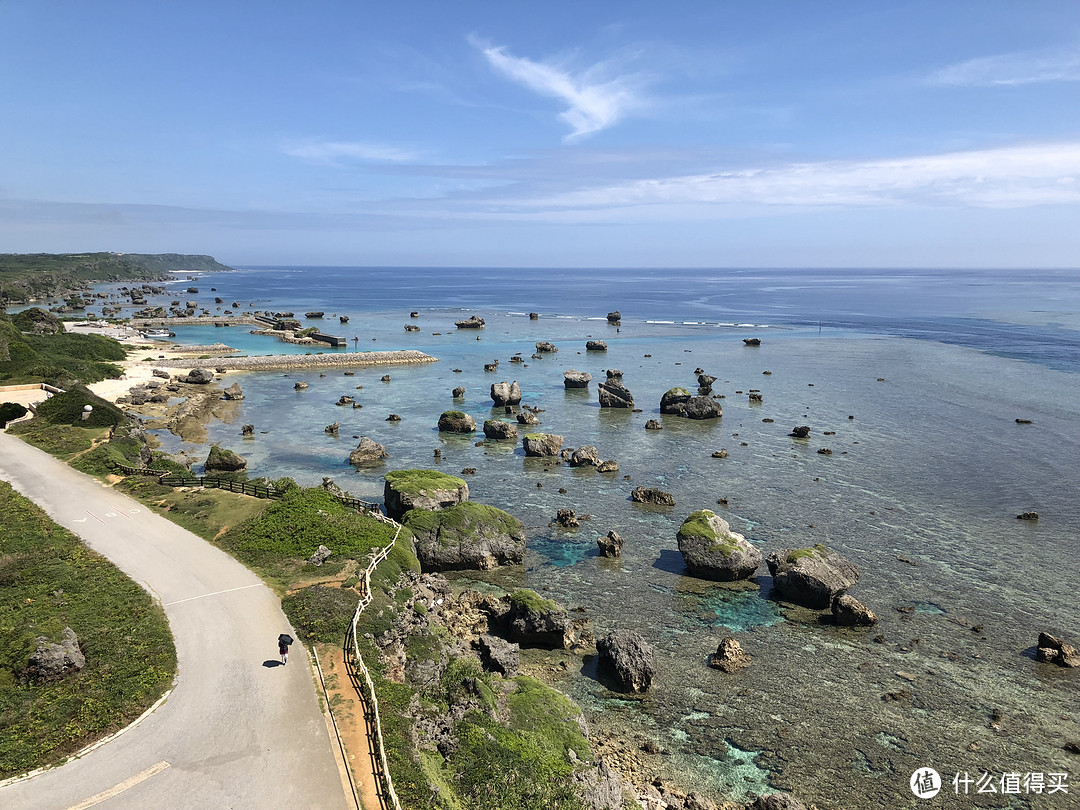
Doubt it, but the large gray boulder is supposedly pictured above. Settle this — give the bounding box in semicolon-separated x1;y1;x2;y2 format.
508;590;593;650
586;340;607;351
349;437;389;465
597;629;655;693
437;410;476;433
598;378;634;408
25;627;85;682
476;634;520;677
677;510;761;580
182;368;215;385
570;446;601;467
535;341;557;353
490;381;522;406
455;315;485;328
661;387;722;419
522;433;564;457
204;444;247;472
402;502;526;571
483;419;518;440
383;469;469;521
563;370;592;389
766;545;860;609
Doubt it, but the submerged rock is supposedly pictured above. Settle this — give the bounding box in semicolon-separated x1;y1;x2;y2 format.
766;545;860;609
597;629;655;693
631;487;675;507
677;510;760;580
403;502;526;571
383;469;469;521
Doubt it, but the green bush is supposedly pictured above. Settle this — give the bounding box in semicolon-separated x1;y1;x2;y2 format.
0;402;27;427
34;387;124;427
281;586;359;645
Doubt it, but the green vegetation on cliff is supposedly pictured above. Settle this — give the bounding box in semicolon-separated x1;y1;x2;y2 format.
384;468;466;496
0;315;126;386
0;482;176;778
0;252;233;303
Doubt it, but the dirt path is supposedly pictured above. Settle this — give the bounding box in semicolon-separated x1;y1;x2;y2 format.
318;644;383;810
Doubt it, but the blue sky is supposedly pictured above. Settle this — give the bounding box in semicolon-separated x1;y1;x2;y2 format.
1;0;1079;267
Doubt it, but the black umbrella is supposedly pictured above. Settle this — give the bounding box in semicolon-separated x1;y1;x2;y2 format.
278;633;294;646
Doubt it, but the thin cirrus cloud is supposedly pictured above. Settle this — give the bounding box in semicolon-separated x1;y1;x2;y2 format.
507;141;1080;214
281;139;422;165
473;37;641;141
929;45;1080;86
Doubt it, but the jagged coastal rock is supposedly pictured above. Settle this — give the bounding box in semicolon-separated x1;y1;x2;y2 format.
708;637;752;672
517;410;540;426
508;589;593;650
832;594;878;626
570;446;601;467
645;419;663;430
535;340;557;353
766;545;860;609
607;311;622;324
307;544;332;566
677;510;761;580
325;421;339;434
789;425;811;438
522;433;564;457
452;386;465;398
221;382;244;400
438;410;476;433
1037;633;1080;667
490;380;522;405
383;469;470;521
476;634;520;677
660;387;723;419
204;444;247;472
483;419;518;440
349;436;390;465
455;315;485;329
586;340;607;351
598;378;634;408
402;502;526;571
631;486;675;506
554;508;580;528
563;369;593;388
597;530;624;557
181;368;215;384
597;629;655;693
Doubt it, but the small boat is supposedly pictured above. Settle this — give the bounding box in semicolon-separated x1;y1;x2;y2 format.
141;329;175;339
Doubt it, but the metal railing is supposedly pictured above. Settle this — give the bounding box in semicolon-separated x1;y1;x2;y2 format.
345;516;405;810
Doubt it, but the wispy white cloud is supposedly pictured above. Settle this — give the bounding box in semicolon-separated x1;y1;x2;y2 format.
281;139;421;165
509;142;1080;213
472;37;642;140
929;46;1080;86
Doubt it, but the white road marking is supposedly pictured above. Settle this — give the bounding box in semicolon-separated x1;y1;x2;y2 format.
164;582;262;606
65;760;170;809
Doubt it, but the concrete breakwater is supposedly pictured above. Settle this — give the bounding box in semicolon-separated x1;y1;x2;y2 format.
147;349;437;371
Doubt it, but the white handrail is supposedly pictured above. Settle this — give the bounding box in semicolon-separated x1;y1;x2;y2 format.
347;516;405;810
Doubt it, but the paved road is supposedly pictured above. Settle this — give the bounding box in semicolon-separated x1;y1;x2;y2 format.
0;432;350;810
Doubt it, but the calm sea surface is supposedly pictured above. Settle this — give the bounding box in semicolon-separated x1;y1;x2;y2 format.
91;266;1079;809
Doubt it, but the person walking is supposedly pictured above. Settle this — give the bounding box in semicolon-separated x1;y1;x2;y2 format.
278;633;293;666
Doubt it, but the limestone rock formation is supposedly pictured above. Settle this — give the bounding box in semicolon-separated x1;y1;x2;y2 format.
403;502;526;571
570;446;600;467
1037;633;1080;667
490;381;522;406
597;629;655;693
597;530;624;557
483;419;518;440
677;510;761;580
522;433;564;457
349;437;390;465
660;387;722;419
204;444;247;472
708;637;752;672
437;410;476;433
631;487;675;506
535;341;557;353
766;545;860;609
832;594;878;627
383;469;469;521
455;315;485;329
598;378;634;408
586;340;607;351
563;370;592;389
508;589;593;650
222;383;244;400
476;634;520;677
182;368;215;384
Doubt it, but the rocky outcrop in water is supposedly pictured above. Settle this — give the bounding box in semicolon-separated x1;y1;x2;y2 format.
586;340;607;351
660;388;722;419
709;637;752;672
570;446;601;467
455;315;485;329
554;508;580;528
204;444;246;472
349;437;389;465
523;433;563;457
789;426;811;438
403;502;526;571
221;382;244;400
490;381;522;406
832;594;877;626
766;545;860;609
743;337;761;346
383;469;469;521
599;378;634;408
597;530;624;557
438;410;476;433
677;510;761;581
631;487;675;506
452;386;465;398
607;311;622;324
563;370;592;388
597;629;654;693
483;419;518;440
535;341;557;353
1037;633;1080;667
517;410;539;426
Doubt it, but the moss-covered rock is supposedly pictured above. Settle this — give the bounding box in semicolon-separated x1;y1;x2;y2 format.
204;444;247;472
384;469;469;521
522;433;563;457
676;509;761;581
508;588;592;649
402;502;526;571
438;409;476;433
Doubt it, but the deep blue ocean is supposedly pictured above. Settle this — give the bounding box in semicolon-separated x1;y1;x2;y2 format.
84;265;1079;809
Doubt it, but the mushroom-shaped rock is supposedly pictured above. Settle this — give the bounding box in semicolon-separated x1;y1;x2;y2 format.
221;383;244;400
766;545;860;609
598;378;634;408
490;381;522;406
508;589;593;650
383;469;469;521
832;594;878;627
586;340;607;351
631;487;675;507
204;444;247;472
402;502;526;571
563;369;592;389
522;433;564;457
535;341;557;353
606;311;622;324
677;510;761;580
597;630;654;693
570;446;601;467
597;530;624;557
452;386;465;398
349;437;390;466
483;419;518;440
26;627;85;682
708;637;752;672
438;410;476;433
455;315;485;329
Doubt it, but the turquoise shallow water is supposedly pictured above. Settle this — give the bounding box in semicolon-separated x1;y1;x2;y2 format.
82;269;1080;809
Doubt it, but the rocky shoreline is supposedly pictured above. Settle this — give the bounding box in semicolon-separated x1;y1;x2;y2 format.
146;349;437;371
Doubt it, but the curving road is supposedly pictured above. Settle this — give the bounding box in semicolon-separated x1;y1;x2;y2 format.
0;432;350;810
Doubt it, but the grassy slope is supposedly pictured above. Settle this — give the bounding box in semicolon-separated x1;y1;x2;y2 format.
0;482;176;778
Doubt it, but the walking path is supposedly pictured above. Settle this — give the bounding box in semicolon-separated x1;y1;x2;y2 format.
0;432;350;810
